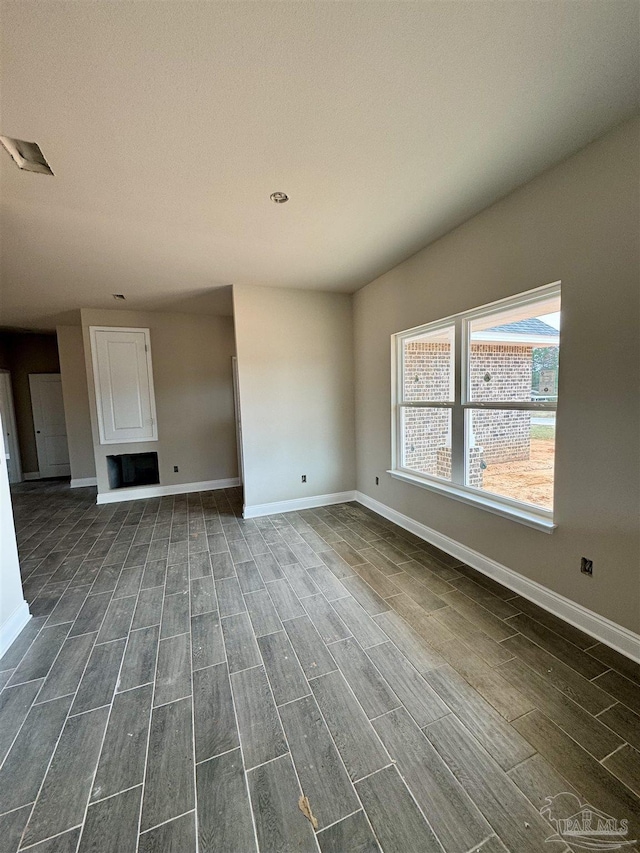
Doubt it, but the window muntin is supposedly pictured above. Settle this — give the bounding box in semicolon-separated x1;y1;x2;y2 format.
393;283;560;518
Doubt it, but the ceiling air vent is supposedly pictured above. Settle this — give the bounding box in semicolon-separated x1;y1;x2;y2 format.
0;136;54;175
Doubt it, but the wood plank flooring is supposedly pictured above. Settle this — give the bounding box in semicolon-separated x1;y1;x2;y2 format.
1;480;639;852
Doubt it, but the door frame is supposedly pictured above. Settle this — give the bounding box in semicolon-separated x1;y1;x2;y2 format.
232;357;244;487
0;369;22;483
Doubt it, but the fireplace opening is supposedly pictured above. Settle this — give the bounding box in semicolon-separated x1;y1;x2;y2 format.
107;452;159;489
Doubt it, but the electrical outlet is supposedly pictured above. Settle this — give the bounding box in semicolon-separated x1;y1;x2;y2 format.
580;557;593;576
173;465;179;473
375;476;379;485
301;475;307;483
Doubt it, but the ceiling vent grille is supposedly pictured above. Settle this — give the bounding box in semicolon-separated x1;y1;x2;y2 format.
0;136;54;175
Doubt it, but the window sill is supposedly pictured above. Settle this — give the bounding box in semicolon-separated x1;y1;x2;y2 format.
387;469;556;533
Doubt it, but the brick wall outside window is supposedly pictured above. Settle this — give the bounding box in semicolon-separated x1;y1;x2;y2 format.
403;341;451;402
469;344;532;464
402;341;534;480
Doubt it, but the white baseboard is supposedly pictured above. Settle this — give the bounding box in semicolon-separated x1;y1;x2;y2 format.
356;491;640;664
23;472;40;481
244;491;357;519
96;477;240;505
70;477;97;488
0;600;31;660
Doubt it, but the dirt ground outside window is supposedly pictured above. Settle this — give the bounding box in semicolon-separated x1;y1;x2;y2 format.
481;436;554;509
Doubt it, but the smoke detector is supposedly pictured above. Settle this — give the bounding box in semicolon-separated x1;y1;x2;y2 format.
0;136;54;175
270;192;289;204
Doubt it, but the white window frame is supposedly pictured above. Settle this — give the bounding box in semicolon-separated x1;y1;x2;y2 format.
390;281;560;532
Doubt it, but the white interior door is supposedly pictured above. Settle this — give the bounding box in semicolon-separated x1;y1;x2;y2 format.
0;371;22;483
29;373;71;478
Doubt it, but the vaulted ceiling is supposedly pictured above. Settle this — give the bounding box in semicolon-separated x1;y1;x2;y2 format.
1;1;638;329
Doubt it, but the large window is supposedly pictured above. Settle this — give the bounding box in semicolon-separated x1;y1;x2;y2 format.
391;282;560;530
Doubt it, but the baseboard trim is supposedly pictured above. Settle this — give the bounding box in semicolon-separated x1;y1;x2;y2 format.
23;472;40;481
0;600;31;660
244;491;357;519
356;491;640;664
70;477;97;489
96;478;240;505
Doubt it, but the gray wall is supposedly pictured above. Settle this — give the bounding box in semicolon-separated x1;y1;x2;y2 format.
0;410;29;656
0;333;61;475
233;284;355;508
353;117;640;633
57;325;97;482
81;309;238;495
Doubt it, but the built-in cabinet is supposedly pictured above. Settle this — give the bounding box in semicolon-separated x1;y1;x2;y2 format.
89;327;158;444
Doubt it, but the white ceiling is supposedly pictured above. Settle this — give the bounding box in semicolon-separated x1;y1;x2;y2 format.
1;1;638;330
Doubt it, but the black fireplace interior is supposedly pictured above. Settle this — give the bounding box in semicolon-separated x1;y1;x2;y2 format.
107;452;160;489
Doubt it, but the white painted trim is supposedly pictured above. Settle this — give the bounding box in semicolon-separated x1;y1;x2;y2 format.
391;281;560;534
243;491;357;519
96;477;240;505
70;477;97;488
471;331;559;347
388;469;555;533
0;600;31;660
356;491;640;664
23;472;40;480
394;280;562;339
231;357;244;487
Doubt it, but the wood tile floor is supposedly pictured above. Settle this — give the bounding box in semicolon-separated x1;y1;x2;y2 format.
1;480;639;852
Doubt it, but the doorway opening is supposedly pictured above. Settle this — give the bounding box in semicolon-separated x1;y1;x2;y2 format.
0;370;22;484
0;331;70;482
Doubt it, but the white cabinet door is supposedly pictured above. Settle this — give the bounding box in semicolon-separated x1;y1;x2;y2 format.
29;374;71;478
90;327;158;444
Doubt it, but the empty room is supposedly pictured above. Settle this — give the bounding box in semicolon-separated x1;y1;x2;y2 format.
0;2;638;852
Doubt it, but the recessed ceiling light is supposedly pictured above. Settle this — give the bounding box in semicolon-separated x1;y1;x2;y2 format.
0;136;54;175
112;294;126;301
270;192;289;204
